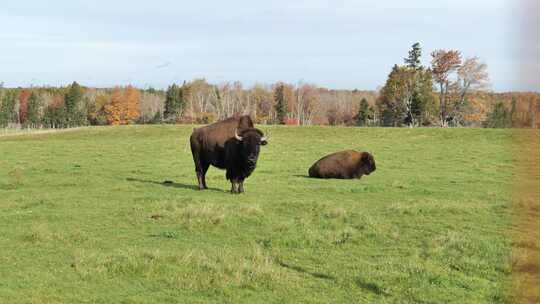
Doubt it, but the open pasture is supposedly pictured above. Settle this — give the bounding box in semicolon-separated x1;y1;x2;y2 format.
0;125;516;303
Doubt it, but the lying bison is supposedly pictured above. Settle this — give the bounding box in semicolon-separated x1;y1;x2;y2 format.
190;115;267;194
308;150;376;179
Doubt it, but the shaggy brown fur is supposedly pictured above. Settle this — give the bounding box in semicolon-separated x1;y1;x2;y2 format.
308;150;376;179
190;115;267;193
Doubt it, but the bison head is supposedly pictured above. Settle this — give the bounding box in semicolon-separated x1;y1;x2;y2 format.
360;152;376;175
235;128;267;164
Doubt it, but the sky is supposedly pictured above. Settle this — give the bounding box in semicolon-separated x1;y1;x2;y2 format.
0;0;528;91
520;0;540;91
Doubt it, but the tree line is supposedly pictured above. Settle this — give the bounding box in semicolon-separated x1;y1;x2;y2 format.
1;43;539;129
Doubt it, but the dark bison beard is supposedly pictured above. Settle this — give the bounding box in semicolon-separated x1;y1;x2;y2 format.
240;153;259;178
226;152;259;181
246;157;257;173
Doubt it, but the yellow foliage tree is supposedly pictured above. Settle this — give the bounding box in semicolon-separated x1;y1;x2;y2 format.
124;85;141;123
104;86;140;125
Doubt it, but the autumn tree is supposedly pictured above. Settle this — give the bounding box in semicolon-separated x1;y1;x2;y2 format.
105;88;123;125
377;65;415;126
283;83;296;123
88;93;110;125
295;83;319;125
378;44;435;127
140;90;164;124
215;81;244;121
431;49;462;127
18;89;32;125
251;84;274;123
104;86;140;125
451;57;490;125
42;95;67;128
188;79;217;122
125;86;141;123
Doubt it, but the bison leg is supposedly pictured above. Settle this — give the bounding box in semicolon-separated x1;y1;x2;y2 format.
191;150;205;190
230;180;240;194
238;180;245;193
196;173;205;190
200;162;210;189
194;159;209;190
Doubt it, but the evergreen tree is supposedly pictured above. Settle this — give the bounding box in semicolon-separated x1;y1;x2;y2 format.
510;97;518;128
356;98;372;126
65;82;82;112
25;92;41;127
403;42;436;126
164;84;184;121
42;104;67;128
377;62;436;127
376;65;411;127
150;110;163;124
405;42;422;70
0;90;17;127
409;69;435;126
273;83;287;124
64;81;86;126
484;101;511;128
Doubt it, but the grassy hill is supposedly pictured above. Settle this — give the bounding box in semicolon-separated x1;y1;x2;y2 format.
0;125;516;303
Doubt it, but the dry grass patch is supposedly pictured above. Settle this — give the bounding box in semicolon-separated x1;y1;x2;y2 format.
25;223;55;244
148;201;264;229
324;207;347;220
173;245;295;290
72;245;298;291
237;204;263;217
179;204;227;227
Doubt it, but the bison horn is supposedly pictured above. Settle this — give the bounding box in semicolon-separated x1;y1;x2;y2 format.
235;129;243;141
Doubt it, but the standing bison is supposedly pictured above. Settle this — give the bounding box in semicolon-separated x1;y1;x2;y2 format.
308;150;376;179
190;115;267;194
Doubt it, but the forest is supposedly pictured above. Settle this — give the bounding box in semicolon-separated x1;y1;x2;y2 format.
1;44;539;129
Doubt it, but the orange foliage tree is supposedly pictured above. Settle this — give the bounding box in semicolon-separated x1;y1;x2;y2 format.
125;85;141;123
105;86;140;125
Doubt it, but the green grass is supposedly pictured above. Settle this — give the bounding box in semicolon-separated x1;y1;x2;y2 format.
0;125;516;303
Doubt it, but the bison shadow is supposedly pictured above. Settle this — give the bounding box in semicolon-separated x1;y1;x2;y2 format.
126;178;226;192
277;260;336;281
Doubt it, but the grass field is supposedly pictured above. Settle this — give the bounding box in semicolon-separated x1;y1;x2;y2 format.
0;125;518;303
